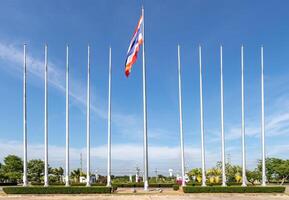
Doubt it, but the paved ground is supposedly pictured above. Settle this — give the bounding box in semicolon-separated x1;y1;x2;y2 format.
0;194;289;200
0;186;289;200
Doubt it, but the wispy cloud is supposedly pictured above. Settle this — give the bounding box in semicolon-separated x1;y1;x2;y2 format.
0;41;144;137
206;92;289;143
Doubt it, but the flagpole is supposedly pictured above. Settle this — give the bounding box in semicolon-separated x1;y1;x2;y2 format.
142;6;149;191
177;45;186;187
261;46;266;186
241;45;247;187
44;44;49;187
65;45;70;187
86;45;91;187
107;47;112;187
220;45;226;186
199;45;206;187
23;44;28;187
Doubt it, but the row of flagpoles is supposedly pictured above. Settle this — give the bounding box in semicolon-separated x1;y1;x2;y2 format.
21;43;267;188
177;45;266;187
21;8;266;190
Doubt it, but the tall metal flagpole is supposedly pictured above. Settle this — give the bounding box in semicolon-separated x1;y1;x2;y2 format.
261;46;266;186
23;44;28;187
86;45;91;187
241;45;247;187
199;45;206;187
220;46;226;186
65;45;70;186
177;45;186;187
142;7;149;191
44;44;49;187
107;47;112;187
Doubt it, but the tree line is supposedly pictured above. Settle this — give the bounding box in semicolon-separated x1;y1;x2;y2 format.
0;155;289;185
188;158;289;185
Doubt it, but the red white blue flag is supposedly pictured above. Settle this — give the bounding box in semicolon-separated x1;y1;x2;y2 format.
125;15;143;77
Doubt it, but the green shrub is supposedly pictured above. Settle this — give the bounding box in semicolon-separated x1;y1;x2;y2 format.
150;183;174;187
112;183;174;188
183;186;285;193
3;186;112;194
173;184;179;191
71;183;106;187
112;185;118;192
0;182;17;186
112;183;143;187
187;182;242;186
30;182;106;186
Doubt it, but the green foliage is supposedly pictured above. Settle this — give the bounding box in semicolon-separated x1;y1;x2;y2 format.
0;182;17;186
183;186;285;193
111;183;174;188
0;163;3;180
112;176;130;184
257;158;281;182
257;158;289;184
173;184;179;191
50;167;64;183
188;168;202;183
187;182;241;186
1;155;23;183
246;170;261;185
70;168;81;183
149;175;175;184
274;160;289;185
30;182;106;186
28;159;44;183
3;186;112;194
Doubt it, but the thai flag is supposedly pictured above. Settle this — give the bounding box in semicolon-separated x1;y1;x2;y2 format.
125;15;143;77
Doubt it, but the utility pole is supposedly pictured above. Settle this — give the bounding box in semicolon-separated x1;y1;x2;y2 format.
155;168;158;182
80;153;83;173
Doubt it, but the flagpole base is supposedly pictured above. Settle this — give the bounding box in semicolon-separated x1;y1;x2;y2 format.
261;182;266;187
241;183;247;187
144;180;149;191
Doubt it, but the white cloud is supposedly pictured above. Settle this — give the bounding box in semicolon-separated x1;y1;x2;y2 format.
206;93;289;143
0;138;221;175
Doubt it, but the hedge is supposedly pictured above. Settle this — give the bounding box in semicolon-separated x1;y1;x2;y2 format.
112;183;174;188
3;186;112;194
31;182;106;186
183;186;285;193
173;184;180;191
30;182;174;188
0;182;17;186
187;182;242;186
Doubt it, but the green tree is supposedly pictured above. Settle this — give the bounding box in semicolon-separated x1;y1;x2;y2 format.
0;162;6;181
70;168;81;183
50;167;64;183
1;155;23;183
207;168;221;183
226;163;242;183
274;160;289;185
246;169;261;185
188;168;202;183
216;162;242;183
257;157;283;182
28;159;44;183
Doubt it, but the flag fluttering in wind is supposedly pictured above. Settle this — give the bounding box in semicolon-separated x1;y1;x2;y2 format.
125;15;143;77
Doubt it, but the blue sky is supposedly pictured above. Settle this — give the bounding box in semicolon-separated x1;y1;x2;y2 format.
0;0;289;176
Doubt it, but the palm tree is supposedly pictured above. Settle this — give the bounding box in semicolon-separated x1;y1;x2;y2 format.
70;169;81;183
188;168;202;183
